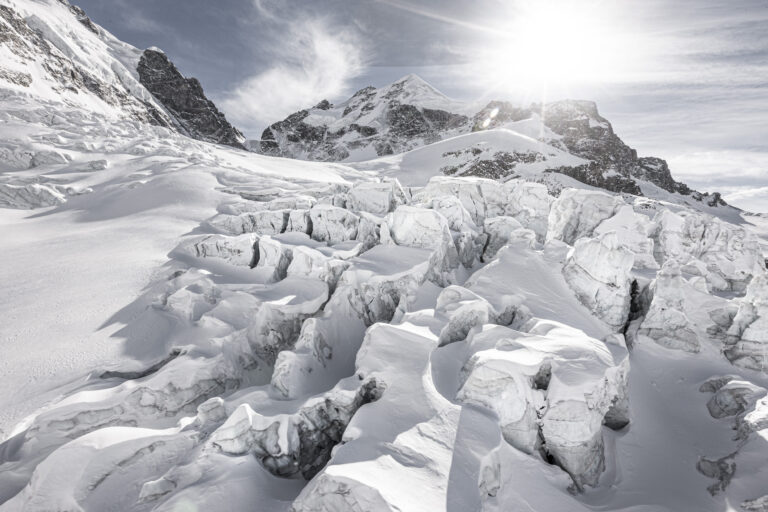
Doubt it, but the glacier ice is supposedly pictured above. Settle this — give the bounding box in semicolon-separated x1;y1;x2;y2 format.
2;12;768;509
563;232;634;330
637;260;700;352
723;273;768;371
547;189;624;245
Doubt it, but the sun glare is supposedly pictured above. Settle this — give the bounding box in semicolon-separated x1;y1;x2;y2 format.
477;1;631;96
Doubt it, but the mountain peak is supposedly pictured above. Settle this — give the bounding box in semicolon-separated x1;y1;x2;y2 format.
258;73;468;161
256;78;721;207
137;49;245;148
382;73;450;104
394;73;431;87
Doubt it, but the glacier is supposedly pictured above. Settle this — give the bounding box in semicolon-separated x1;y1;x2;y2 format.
1;1;768;511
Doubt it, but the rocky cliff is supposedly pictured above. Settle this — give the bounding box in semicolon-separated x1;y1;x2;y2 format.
137;49;245;149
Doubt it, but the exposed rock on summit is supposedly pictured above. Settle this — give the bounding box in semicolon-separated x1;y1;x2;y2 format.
257;75;727;206
259;74;468;161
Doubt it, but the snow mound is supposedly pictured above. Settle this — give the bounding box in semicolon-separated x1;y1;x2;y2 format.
458;320;629;489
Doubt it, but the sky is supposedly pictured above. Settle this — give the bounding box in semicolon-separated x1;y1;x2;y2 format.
76;0;768;212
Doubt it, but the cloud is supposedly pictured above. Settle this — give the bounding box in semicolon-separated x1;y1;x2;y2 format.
112;0;167;35
666;150;768;212
667;150;768;184
721;186;768;213
220;15;366;138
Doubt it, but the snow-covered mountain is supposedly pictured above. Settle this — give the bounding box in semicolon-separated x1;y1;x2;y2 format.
2;2;768;512
0;0;243;149
257;74;470;161
257;75;727;209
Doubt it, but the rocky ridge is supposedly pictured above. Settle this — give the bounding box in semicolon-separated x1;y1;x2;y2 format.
258;76;726;206
259;75;468;161
137;49;245;149
0;0;244;150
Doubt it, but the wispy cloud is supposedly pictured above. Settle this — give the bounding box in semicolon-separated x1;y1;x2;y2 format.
721;186;768;213
220;11;366;138
666;150;768;212
111;0;167;35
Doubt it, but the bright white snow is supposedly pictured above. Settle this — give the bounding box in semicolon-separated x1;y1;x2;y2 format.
1;2;768;511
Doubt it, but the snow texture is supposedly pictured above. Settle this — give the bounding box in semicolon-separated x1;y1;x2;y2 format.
2;3;768;511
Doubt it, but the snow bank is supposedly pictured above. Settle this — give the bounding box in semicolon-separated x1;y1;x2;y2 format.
458;320;629;489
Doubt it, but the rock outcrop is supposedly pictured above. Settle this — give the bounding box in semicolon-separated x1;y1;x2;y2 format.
137;49;245;148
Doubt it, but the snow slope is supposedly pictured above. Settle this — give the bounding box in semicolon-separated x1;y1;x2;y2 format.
2;1;768;511
2;143;767;510
0;84;364;439
352;127;586;187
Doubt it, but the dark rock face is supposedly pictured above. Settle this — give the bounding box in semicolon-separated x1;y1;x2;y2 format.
314;99;332;110
259;75;468;160
259;108;351;160
472;99;698;197
137;49;245;149
534;100;692;195
692;191;728;207
547;163;642;195
636;157;690;194
472;100;531;131
539;100;638;176
441;147;543;180
386;104;466;141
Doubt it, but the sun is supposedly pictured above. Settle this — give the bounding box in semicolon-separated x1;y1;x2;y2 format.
477;1;630;96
